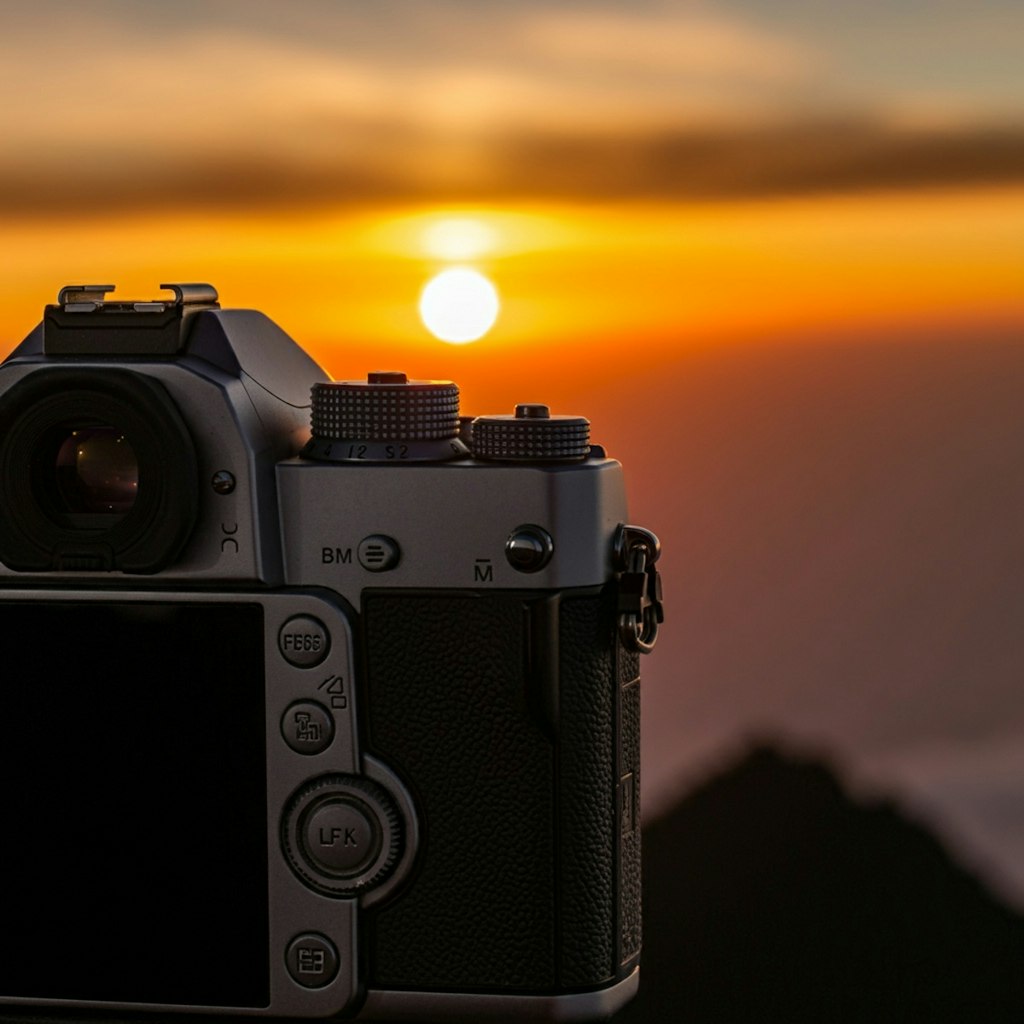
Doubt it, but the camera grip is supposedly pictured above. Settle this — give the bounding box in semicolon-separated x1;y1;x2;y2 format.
361;587;639;993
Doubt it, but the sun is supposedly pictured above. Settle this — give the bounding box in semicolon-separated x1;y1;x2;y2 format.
419;267;500;344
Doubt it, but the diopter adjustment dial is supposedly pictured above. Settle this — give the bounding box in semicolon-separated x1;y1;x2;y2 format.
471;404;590;462
303;372;469;462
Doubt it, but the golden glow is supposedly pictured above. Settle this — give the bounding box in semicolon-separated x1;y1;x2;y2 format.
0;187;1021;406
422;218;498;260
363;209;574;261
419;268;500;344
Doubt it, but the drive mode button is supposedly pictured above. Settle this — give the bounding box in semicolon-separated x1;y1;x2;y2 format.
303;798;381;876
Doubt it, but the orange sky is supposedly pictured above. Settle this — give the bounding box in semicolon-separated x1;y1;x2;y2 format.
2;186;1021;416
2;1;1021;419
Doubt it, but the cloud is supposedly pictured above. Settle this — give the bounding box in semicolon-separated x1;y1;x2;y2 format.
519;6;819;82
1;116;1022;217
0;2;1021;215
0;6;821;145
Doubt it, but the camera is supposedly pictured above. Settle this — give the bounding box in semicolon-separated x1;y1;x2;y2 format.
0;284;662;1021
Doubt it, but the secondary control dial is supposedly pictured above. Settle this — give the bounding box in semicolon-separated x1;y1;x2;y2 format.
471;404;590;462
302;372;470;462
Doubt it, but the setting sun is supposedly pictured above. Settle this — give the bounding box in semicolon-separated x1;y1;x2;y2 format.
418;267;500;344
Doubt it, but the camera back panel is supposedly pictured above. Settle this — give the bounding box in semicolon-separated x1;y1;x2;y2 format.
0;587;416;1019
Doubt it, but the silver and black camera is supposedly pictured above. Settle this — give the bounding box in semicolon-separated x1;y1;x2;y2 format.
0;285;662;1021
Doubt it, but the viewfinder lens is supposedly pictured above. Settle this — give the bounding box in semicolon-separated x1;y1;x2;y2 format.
54;426;138;515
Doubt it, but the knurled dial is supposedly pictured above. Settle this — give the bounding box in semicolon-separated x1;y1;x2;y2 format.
303;371;469;462
471;404;590;462
282;774;402;898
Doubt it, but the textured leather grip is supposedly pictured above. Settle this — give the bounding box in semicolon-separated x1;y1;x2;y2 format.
361;586;640;993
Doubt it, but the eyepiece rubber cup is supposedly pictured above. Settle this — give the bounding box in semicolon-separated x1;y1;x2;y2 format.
0;368;199;574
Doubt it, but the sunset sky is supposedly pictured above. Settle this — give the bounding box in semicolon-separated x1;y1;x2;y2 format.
1;1;1023;901
0;0;1021;387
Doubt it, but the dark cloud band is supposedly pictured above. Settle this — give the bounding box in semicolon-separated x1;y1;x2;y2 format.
4;120;1023;217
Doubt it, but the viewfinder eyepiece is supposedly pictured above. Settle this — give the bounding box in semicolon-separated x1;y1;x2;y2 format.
0;369;198;573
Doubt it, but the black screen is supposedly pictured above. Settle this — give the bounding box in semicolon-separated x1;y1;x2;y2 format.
0;600;269;1008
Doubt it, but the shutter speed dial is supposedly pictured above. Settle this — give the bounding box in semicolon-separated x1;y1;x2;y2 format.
302;372;470;463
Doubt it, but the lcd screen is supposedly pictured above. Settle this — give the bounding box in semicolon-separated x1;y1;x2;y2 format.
0;601;269;1008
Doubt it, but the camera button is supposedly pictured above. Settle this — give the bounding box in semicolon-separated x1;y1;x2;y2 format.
285;933;339;989
283;775;403;898
279;616;330;668
281;701;334;755
358;535;401;572
302;798;381;876
506;525;554;573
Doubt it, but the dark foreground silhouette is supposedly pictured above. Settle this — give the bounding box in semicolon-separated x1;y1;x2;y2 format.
618;744;1024;1023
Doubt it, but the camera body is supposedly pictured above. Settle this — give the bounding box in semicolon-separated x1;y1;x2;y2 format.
0;286;662;1021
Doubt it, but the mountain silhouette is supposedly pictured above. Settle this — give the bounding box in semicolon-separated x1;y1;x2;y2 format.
618;743;1024;1023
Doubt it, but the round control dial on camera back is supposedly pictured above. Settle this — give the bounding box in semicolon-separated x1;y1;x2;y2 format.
282;774;402;898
